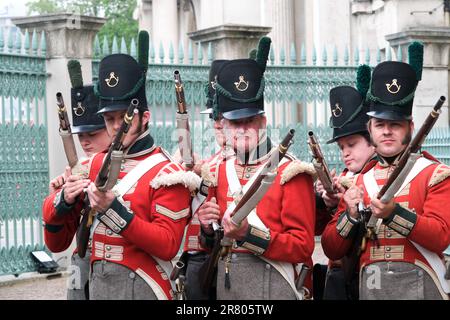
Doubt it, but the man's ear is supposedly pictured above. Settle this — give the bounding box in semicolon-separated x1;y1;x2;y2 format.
142;110;151;126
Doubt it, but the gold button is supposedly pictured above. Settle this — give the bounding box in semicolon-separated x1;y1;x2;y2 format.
107;230;113;236
386;232;392;237
106;254;111;258
386;254;391;258
386;247;391;252
106;245;111;251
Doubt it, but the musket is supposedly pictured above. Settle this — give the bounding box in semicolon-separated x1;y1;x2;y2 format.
76;99;139;258
200;129;295;293
174;70;194;169
56;92;79;170
308;131;335;194
360;96;446;252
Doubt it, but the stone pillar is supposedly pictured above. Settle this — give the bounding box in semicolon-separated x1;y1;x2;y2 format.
188;24;271;60
12;13;105;267
264;0;295;62
152;0;178;63
386;28;450;127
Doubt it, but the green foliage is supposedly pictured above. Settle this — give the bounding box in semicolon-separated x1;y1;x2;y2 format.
26;0;139;48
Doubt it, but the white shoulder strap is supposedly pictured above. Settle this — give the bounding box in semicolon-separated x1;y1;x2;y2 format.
363;157;434;199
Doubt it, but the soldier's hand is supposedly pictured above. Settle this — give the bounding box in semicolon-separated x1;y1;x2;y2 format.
222;210;248;241
62;166;90;205
343;185;365;219
198;197;221;235
86;182;116;213
49;174;65;194
370;197;396;220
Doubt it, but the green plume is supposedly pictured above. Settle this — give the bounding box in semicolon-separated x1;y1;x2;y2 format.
138;30;149;72
356;64;371;98
256;36;271;72
248;48;257;60
67;60;83;89
408;41;423;81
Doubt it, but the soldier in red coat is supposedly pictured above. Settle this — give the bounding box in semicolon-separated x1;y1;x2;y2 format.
196;37;316;300
313;66;376;300
44;34;197;300
321;43;450;300
42;60;110;300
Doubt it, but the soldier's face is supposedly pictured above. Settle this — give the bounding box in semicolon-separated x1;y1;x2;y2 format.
213;115;226;147
368;118;414;158
222;115;267;153
78;128;111;157
337;134;375;173
103;109;150;148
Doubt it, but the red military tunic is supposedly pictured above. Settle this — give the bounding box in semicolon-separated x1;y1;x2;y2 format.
44;132;196;299
183;149;224;252
42;159;91;253
321;152;450;297
200;147;317;293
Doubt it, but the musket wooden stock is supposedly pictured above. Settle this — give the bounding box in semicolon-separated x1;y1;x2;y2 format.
308;131;335;194
76;99;139;258
174;70;194;168
56;92;79;168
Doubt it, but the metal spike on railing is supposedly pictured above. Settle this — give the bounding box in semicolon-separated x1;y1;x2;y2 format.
188;41;193;64
149;39;155;63
0;27;3;52
396;44;402;62
14;31;22;54
386;45;391;61
197;42;203;65
39;31;46;57
111;36;119;54
130;38;137;58
102;36;110;56
322;46;328;66
269;46;275;65
365;46;370;65
159;41;165;64
353;46;360;65
24;29;30;55
207;42;213;64
169;42;174;64
344;46;349;66
31;29;37;56
7;28;14;53
280;47;286;65
120;37;127;54
376;46;381;64
289;43;296;65
312;45;317;66
178;40;184;64
93;35;101;58
333;45;338;66
301;43;306;65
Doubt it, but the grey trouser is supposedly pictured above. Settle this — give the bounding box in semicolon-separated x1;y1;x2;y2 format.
90;261;157;300
360;261;444;300
323;267;347;300
216;253;296;300
67;252;91;300
185;252;215;300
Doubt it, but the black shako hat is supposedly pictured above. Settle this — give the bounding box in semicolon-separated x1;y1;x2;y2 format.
215;59;265;120
71;85;105;134
67;60;105;134
95;53;148;114
214;36;271;120
201;59;228;119
366;42;423;121
327;86;369;143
